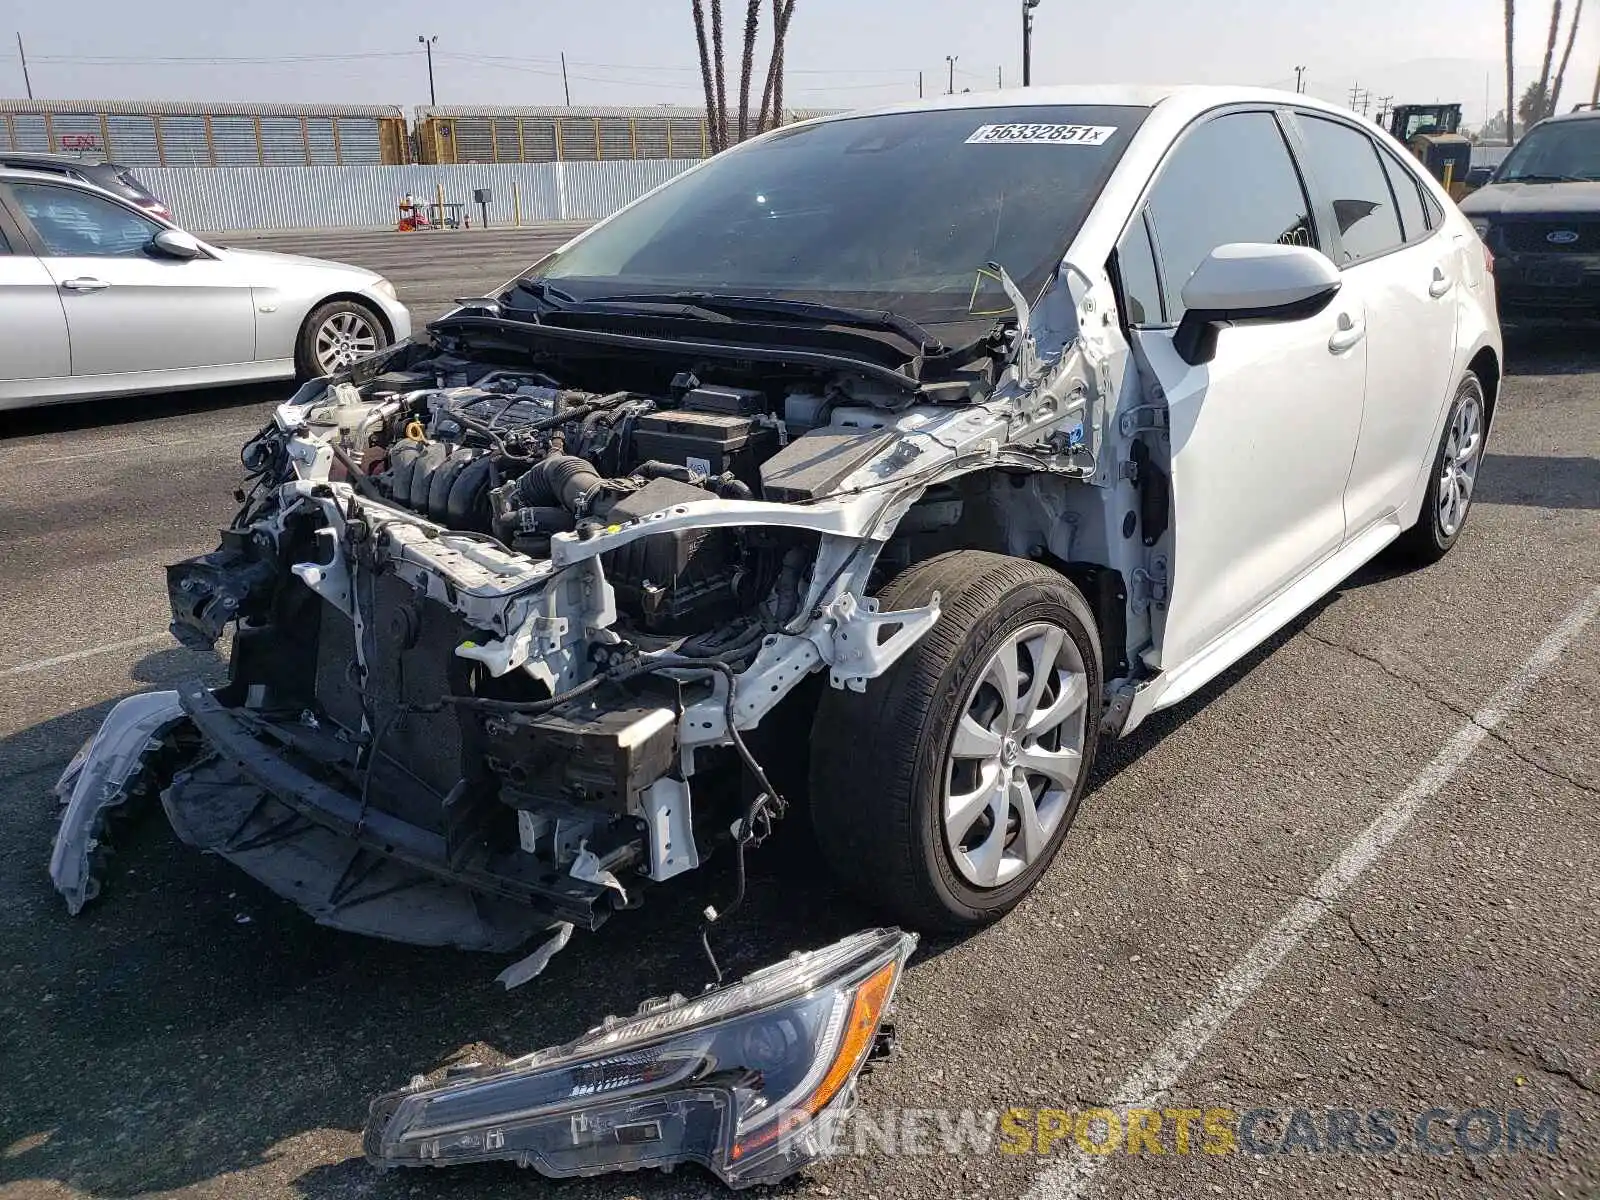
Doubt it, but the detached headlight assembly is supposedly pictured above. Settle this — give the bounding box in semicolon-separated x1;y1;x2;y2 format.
364;928;916;1188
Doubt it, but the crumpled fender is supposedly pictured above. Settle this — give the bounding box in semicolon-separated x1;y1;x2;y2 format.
50;690;187;914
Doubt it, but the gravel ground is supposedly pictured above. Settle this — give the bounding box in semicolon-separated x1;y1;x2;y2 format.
0;232;1595;1200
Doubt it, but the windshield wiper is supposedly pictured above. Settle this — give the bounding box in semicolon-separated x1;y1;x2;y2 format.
564;291;945;353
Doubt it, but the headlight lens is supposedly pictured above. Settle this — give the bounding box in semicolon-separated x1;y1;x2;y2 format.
364;928;916;1187
372;277;397;301
1470;218;1492;241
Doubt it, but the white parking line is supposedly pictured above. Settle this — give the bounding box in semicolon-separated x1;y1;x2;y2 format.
4;633;173;676
1028;581;1600;1200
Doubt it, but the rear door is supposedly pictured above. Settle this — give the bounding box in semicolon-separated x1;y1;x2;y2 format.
1120;109;1367;671
0;199;72;388
4;180;257;377
1287;114;1462;533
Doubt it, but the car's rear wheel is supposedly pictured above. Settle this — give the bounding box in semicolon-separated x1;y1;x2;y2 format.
810;551;1102;931
1393;371;1488;564
297;300;387;379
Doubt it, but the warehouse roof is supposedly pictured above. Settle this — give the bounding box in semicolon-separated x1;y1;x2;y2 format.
0;99;405;118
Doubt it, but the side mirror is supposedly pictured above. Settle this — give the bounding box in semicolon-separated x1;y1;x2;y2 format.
1173;243;1341;366
1465;166;1495;189
149;228;203;260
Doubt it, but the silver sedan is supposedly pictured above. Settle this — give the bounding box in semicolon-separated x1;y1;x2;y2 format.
0;167;412;412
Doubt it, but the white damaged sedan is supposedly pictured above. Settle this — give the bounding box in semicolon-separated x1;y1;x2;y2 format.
51;85;1499;1185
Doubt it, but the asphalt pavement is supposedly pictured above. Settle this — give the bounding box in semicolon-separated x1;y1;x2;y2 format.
0;230;1595;1200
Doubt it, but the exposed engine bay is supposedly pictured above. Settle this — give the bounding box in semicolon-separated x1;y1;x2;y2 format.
51;256;1162;965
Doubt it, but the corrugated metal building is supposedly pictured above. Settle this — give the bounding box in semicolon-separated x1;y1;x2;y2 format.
0;100;410;166
413;104;841;164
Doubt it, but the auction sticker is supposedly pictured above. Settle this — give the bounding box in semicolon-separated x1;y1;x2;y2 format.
965;123;1116;146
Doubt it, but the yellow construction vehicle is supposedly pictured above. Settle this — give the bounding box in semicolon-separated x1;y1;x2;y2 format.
1387;103;1476;199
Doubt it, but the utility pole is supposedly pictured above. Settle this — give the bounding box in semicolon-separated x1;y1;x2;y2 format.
561;51;571;105
1293;65;1306;94
998;65;1003;88
946;54;958;95
1023;0;1041;86
16;32;32;100
418;35;438;107
917;70;923;99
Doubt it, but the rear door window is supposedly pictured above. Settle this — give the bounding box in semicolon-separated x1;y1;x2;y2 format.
1294;116;1406;263
1377;149;1431;243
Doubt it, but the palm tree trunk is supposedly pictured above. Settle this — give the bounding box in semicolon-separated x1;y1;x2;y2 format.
711;0;729;152
1536;0;1562;117
1505;0;1517;137
757;0;796;133
737;0;762;143
692;0;719;153
1550;0;1584;113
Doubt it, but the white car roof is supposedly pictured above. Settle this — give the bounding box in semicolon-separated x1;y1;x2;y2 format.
812;84;1360;126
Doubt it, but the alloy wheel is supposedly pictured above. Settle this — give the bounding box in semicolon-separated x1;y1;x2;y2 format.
1438;385;1485;538
314;310;379;374
944;621;1089;888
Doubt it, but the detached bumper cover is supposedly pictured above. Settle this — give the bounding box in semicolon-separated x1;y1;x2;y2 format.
50;691;188;914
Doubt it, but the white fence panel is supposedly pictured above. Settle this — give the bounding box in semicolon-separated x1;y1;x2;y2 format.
137;160;702;233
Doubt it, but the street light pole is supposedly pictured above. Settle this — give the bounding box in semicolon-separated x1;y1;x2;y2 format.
418;35;438;107
1023;0;1040;87
1294;64;1306;94
946;54;958;95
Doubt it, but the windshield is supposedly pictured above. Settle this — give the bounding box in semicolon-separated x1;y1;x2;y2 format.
1496;120;1600;182
529;104;1148;329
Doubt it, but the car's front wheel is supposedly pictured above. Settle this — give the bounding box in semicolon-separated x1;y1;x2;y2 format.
1393;371;1488;564
810;552;1102;931
296;299;388;379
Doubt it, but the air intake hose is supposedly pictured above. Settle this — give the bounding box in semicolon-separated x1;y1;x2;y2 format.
509;454;604;514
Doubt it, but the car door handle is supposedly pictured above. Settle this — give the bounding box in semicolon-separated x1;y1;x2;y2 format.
1429;268;1454;298
60;277;110;292
1328;312;1366;354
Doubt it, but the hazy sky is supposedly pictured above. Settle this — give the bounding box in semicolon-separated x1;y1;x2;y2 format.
7;0;1597;127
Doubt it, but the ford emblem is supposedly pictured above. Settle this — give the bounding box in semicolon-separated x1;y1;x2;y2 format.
1547;229;1581;244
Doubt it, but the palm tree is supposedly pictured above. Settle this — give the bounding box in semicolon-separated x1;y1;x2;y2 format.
1535;0;1562;117
691;0;798;149
758;0;797;133
737;0;762;143
712;0;729;151
1505;0;1517;139
692;0;720;152
1550;0;1584;113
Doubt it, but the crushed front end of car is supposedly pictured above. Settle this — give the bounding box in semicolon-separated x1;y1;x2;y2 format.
50;264;1103;956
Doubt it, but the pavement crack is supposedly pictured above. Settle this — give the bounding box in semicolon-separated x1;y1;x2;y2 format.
1340;910;1385;965
1388;1014;1600;1098
1300;629;1600;796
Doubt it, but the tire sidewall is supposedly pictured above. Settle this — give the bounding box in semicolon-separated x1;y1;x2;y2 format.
907;580;1102;922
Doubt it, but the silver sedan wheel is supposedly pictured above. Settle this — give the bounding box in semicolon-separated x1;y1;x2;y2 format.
314;310;379;374
1438;384;1486;538
945;621;1089;888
